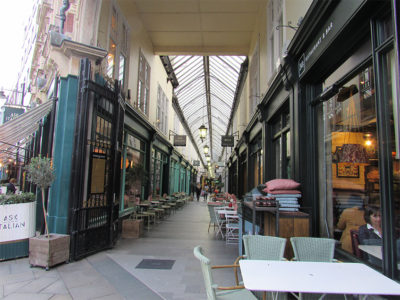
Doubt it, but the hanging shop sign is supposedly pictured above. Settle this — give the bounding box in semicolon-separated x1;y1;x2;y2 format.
221;135;234;147
193;160;200;166
298;0;364;78
173;135;187;146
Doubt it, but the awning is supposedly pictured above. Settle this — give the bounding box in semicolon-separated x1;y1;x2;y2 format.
0;100;54;163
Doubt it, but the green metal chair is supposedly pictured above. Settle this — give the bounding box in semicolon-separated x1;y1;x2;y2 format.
242;235;287;260
193;246;257;300
239;235;287;300
290;237;338;300
290;237;337;262
207;204;223;233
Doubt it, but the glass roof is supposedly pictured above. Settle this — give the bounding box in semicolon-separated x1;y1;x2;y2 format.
169;55;246;166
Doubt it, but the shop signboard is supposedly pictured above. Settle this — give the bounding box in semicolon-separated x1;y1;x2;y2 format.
193;160;200;166
2;106;25;124
221;135;234;147
174;135;186;146
0;201;36;243
298;0;364;78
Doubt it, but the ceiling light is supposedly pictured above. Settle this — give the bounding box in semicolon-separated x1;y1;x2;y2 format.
203;145;209;154
199;124;207;142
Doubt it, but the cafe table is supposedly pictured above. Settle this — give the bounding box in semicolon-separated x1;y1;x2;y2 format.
239;260;400;300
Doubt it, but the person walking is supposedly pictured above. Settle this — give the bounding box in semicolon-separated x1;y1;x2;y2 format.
196;183;201;201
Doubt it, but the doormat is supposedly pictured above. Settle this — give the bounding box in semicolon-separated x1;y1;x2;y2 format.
135;259;175;270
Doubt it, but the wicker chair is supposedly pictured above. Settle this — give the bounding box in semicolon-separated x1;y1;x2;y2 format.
290;237;337;262
193;246;257;300
238;235;287;300
290;237;338;300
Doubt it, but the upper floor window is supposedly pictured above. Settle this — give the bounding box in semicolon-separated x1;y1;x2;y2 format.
137;51;150;115
156;85;169;135
105;4;129;89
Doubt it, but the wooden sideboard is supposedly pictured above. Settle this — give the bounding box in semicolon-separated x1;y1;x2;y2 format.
264;211;310;259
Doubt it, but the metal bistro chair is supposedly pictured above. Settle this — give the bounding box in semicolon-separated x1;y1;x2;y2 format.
225;214;239;244
290;237;338;300
238;235;287;300
193;246;257;300
214;206;227;239
207;204;223;233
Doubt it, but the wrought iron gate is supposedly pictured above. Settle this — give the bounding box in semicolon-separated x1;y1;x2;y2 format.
69;59;124;260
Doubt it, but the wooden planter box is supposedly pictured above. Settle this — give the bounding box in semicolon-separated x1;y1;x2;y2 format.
29;234;70;270
122;219;143;238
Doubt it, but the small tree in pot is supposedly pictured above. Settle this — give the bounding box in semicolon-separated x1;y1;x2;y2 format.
25;155;70;270
25;155;55;238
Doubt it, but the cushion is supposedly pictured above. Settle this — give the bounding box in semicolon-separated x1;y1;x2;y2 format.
265;179;300;191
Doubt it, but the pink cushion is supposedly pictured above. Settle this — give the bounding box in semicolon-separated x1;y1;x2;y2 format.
263;188;301;194
265;179;300;191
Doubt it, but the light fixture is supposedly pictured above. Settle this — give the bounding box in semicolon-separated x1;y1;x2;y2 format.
206;156;211;162
199;124;207;142
203;144;209;154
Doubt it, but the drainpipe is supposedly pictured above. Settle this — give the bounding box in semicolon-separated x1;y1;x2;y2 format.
59;0;70;34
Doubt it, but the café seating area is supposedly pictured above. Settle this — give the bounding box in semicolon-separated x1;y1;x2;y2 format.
124;192;190;231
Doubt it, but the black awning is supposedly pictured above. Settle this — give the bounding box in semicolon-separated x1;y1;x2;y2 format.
0;100;54;162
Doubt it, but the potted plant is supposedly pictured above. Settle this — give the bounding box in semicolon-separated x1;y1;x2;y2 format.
25;155;70;270
0;192;36;260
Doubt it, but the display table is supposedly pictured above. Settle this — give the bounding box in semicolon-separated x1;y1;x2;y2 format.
242;201;279;236
239;260;400;299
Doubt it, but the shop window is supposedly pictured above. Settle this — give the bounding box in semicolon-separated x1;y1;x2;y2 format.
267;0;283;78
249;41;260;118
249;134;263;187
319;64;382;264
270;107;290;179
122;134;146;210
152;148;168;196
118;54;125;88
137;51;150;115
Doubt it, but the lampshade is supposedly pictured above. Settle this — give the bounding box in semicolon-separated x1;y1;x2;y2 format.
206;156;211;162
203;145;209;154
199;124;207;142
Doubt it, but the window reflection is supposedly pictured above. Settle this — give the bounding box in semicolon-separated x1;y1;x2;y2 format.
321;64;382;267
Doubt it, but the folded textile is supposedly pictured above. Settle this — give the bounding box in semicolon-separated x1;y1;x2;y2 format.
280;203;301;208
267;192;302;198
264;188;302;194
276;199;299;204
275;197;301;202
279;207;299;211
277;200;299;205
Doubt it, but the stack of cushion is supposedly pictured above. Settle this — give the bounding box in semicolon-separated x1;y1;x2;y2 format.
263;179;301;211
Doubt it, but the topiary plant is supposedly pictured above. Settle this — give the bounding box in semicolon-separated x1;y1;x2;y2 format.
25;155;55;238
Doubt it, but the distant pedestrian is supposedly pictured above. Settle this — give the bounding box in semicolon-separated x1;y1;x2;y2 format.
196;184;201;201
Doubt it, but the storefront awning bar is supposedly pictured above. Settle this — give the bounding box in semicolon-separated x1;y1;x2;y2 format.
0;99;54;162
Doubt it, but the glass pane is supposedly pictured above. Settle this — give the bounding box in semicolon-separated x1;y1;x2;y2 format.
107;39;116;78
320;64;382;267
385;49;400;274
118;55;125;87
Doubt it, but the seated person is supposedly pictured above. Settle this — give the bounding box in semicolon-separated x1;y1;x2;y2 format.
336;200;366;253
358;205;382;266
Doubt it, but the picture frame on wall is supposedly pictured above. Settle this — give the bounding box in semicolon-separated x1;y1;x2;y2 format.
336;162;360;178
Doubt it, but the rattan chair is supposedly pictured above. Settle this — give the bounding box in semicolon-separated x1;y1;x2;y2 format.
193;246;257;300
290;237;338;300
238;235;287;300
290;237;337;262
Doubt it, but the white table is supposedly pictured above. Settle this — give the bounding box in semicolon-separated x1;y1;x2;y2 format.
217;209;237;215
239;260;400;299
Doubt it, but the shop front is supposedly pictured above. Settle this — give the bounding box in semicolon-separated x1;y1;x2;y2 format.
287;0;400;278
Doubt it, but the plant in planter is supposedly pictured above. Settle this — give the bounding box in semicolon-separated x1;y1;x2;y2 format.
25;155;70;270
25;155;55;238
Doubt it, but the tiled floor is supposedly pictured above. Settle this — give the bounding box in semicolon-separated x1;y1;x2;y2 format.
0;199;239;300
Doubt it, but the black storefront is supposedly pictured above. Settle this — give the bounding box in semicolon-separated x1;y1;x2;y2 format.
286;0;400;279
228;0;400;280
